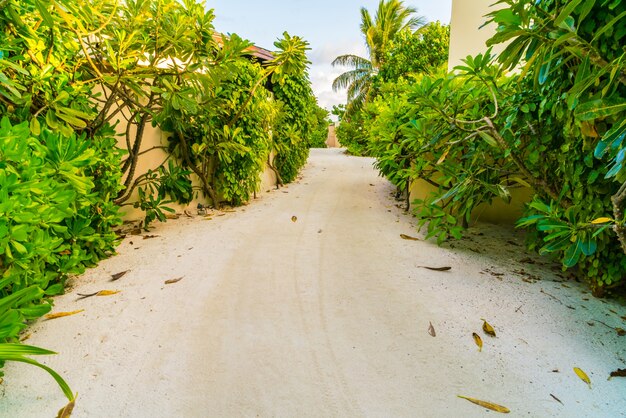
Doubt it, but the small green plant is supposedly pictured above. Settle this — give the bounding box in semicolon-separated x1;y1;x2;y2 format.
0;343;74;402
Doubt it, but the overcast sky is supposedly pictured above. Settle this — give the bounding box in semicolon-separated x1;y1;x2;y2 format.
207;1;452;112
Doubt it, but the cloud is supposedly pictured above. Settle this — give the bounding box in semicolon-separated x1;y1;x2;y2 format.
306;40;368;111
308;62;349;110
307;40;367;66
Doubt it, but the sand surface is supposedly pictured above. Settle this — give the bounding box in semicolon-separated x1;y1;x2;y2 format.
1;148;625;417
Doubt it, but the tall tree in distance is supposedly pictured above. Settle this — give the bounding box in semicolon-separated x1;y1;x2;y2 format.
331;0;425;115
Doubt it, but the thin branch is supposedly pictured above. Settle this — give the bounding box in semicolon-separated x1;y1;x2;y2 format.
483;117;564;205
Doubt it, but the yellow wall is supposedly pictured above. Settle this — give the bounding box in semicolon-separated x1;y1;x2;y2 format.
448;0;505;71
409;179;533;226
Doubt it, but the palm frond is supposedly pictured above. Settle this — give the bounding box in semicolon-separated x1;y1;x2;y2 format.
331;54;372;70
332;68;370;91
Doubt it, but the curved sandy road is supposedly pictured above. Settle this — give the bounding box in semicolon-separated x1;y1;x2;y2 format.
1;148;625;417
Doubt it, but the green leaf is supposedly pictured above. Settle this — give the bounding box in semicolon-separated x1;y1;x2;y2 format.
477;131;498;147
580;239;597;256
575;99;626;121
30;118;41;136
563;240;583;267
591;10;626;43
554;0;583;26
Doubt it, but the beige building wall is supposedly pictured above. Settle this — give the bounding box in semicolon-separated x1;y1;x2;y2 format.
448;0;505;71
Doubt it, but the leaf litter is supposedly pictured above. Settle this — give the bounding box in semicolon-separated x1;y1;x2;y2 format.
45;310;84;320
457;395;510;413
481;319;496;337
76;290;121;300
472;333;483;352
56;399;75;418
418;266;452;272
165;277;184;285
400;234;420;241
573;367;592;388
428;322;436;337
110;270;129;281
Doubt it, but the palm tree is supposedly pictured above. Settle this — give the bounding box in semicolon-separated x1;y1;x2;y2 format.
332;0;425;114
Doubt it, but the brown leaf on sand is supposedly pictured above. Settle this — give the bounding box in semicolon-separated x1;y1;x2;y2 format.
428;322;436;337
165;277;184;285
291;216;297;222
57;399;75;418
400;234;420;241
473;333;483;352
110;270;129;281
77;290;120;300
143;235;160;239
574;367;592;388
609;368;626;380
457;395;510;413
45;310;84;320
418;266;452;272
481;319;496;337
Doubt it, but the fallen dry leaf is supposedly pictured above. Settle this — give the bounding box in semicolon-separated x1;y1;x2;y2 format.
473;333;483;352
550;394;563;405
76;291;98;300
96;290;120;296
110;270;129;281
143;235;160;239
400;234;420;241
418;266;452;272
457;395;510;413
165;277;184;285
615;328;626;336
20;333;31;342
45;310;84;320
291;216;298;222
57;399;75;418
77;290;120;299
609;368;626;380
481;319;496;337
59;250;71;256
574;367;592;388
428;322;436;337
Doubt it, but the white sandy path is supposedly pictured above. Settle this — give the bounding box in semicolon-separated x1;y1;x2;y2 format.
1;148;625;417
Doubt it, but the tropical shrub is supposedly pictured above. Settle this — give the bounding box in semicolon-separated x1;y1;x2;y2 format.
273;69;319;182
367;0;626;296
0;0;321;404
308;105;330;148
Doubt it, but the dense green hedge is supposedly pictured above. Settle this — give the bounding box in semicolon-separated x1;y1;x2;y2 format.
363;0;626;296
0;0;322;400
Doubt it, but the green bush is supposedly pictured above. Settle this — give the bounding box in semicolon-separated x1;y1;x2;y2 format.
0;0;321;403
366;0;626;296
